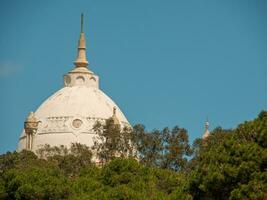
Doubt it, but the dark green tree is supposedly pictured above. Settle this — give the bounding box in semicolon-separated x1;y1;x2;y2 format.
0;151;72;200
0;111;266;200
36;143;92;177
189;111;267;200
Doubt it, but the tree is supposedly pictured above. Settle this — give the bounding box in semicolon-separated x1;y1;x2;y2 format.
132;124;192;171
37;143;93;177
0;150;37;173
132;125;164;167
161;126;192;171
93;118;136;164
188;111;267;200
0;111;266;199
1;152;72;200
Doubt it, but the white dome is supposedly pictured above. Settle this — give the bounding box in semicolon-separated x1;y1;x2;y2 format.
18;17;130;152
18;85;129;152
35;86;128;121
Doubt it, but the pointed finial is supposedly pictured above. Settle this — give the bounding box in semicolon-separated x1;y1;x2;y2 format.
81;13;84;33
26;111;37;122
74;14;89;68
203;118;210;139
111;106;120;125
205;117;209;130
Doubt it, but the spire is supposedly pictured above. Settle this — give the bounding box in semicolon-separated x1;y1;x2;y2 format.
81;13;84;33
26;112;37;123
74;13;89;68
111;107;120;125
202;118;210;139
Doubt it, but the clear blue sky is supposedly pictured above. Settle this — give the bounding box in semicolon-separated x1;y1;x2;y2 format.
0;0;266;153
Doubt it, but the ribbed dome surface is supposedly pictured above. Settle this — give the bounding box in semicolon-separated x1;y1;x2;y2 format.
17;86;129;152
35;86;128;121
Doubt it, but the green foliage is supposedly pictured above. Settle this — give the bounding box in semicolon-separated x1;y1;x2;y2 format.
93;119;136;163
133;125;164;167
0;111;266;199
37;143;93;177
0;150;37;173
132;124;192;171
161;126;192;171
0;154;191;200
188;111;267;200
0;151;71;200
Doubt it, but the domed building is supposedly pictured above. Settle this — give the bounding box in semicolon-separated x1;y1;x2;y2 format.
17;15;130;152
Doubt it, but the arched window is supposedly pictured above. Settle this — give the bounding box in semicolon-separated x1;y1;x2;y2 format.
76;76;85;85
